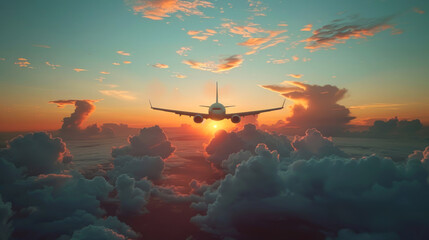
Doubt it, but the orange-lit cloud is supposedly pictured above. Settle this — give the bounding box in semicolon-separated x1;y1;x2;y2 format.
113;62;120;65
100;71;110;74
152;63;169;68
292;55;299;61
300;24;312;31
0;58;5;61
187;30;202;35
96;77;105;82
176;46;191;56
14;58;31;68
188;29;216;41
73;68;87;72
288;74;303;79
413;7;424;14
117;50;130;56
302;16;400;50
32;44;51;48
129;0;213;20
278;23;288;27
260;81;354;135
123;61;132;64
349;103;406;110
237;29;287;54
183;55;243;73
99;90;136;100
192;35;209;41
174;74;187;78
45;61;60;69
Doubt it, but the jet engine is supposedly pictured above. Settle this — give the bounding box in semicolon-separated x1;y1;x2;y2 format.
193;115;203;123
231;115;241;124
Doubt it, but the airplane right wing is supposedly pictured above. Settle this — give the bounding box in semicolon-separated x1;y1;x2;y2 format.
225;100;285;118
150;101;209;118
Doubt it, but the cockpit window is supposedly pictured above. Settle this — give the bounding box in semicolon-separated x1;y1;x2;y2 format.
212;107;221;110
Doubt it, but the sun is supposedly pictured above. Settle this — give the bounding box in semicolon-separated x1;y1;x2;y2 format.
213;124;218;129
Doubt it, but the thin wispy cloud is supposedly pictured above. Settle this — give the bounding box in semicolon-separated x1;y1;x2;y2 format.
188;29;216;41
266;58;289;64
413;7;424;14
349;103;406;110
96;77;105;82
128;0;214;20
300;24;313;31
100;71;110;75
288;74;303;79
99;90;136;100
292;55;299;61
73;68;87;72
113;62;120;65
123;61;132;64
32;44;51;48
302;15;400;51
0;58;5;61
152;63;169;68
183;55;243;73
117;50;130;56
45;61;60;69
173;74;187;78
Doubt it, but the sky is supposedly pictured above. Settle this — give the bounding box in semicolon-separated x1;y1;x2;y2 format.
0;0;428;131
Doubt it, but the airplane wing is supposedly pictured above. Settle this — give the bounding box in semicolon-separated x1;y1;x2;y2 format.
225;100;285;118
150;101;209;118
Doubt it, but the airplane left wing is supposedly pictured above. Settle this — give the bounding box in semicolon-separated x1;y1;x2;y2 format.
150;101;209;118
225;100;285;118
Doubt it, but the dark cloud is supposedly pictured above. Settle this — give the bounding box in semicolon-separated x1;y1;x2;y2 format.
112;125;175;159
191;143;429;240
261;81;355;135
291;128;347;159
0;132;72;176
366;118;423;138
205;124;292;167
0;195;13;240
115;174;151;215
108;155;165;181
302;15;399;50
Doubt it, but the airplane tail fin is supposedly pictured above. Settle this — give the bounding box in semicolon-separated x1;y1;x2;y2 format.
216;81;218;103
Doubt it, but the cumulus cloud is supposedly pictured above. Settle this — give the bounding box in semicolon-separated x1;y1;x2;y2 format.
348;117;424;138
205;124;292;167
302;15;399;50
50;99;98;135
152;63;169;68
99;90;136;100
112;125;175;159
128;0;214;20
183;55;243;73
0;132;72;176
108;155;165;181
260;81;355;135
74;68;87;72
117;50;130;56
291;128;346;159
115;174;151;215
191;142;429;240
0;195;13;240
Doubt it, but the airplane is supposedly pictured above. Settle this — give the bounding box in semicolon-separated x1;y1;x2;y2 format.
149;82;285;124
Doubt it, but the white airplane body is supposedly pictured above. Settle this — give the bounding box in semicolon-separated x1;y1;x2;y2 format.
150;82;285;124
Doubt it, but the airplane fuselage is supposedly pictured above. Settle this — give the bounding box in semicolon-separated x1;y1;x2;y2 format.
208;102;226;121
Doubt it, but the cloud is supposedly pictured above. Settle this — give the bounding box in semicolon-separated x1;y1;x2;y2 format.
152;63;169;68
0;58;5;61
173;74;187;78
205;124;292;167
0;195;13;240
291;128;347;159
188;29;217;41
413;7;425;14
278;23;288;27
192;35;208;41
117;50;130;56
302;15;399;50
352;117;424;138
32;44;51;48
187;30;201;35
260;81;355;135
0;132;72;176
292;55;299;61
176;47;191;56
236;29;287;54
183;55;243;73
100;71;110;74
288;74;303;78
191;142;429;240
128;0;214;20
113;62;121;65
96;76;106;82
300;24;312;31
123;61;132;64
14;58;31;68
46;61;61;69
74;68;88;72
115;174;151;215
109;156;165;181
112;125;175;159
99;90;136;100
